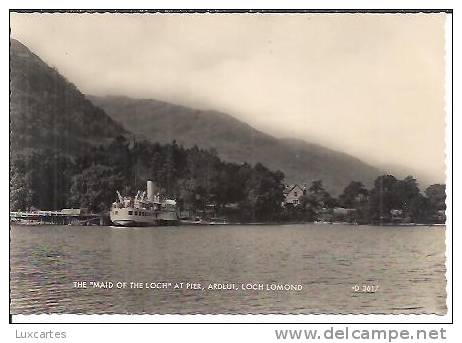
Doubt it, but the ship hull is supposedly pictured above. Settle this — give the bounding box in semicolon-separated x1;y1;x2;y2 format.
110;207;178;227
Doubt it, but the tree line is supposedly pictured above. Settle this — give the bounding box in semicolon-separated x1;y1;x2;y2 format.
10;136;446;224
282;177;445;224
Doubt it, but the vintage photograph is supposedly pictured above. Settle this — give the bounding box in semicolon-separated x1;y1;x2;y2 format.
9;11;448;317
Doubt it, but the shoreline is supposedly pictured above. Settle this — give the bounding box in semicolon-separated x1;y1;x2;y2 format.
10;221;446;228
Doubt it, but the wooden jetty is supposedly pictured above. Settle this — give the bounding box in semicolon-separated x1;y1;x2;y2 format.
10;209;106;226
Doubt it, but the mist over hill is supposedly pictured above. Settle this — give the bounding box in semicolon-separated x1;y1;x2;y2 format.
9;38;437;215
9;37;384;196
89;95;383;194
10;39;127;157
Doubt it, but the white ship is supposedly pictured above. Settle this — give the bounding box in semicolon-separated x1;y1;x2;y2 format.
110;181;179;226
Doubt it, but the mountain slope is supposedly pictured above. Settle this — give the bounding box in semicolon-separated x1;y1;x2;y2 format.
10;39;127;157
89;95;383;194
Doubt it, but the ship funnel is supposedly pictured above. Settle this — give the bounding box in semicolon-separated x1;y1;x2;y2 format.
147;180;154;202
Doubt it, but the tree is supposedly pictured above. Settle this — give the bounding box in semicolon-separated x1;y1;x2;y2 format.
339;181;369;208
367;175;399;223
337;181;370;223
367;175;430;223
10;160;33;211
425;184;446;211
69;164;123;213
407;193;431;223
10;151;75;210
297;194;317;221
425;184;446;223
243;163;285;222
394;176;420;215
307;180;336;209
106;135;132;179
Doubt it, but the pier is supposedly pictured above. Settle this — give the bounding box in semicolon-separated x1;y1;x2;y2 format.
10;209;105;226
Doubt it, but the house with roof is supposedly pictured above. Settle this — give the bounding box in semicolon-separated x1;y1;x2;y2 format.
282;184;306;207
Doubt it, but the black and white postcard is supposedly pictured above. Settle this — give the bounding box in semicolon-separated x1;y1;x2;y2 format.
8;10;452;325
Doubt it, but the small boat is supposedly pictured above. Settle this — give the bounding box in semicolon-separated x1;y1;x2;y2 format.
208;218;229;225
180;217;209;225
180;217;229;225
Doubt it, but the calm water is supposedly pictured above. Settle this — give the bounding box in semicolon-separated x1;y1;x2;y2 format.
10;224;446;315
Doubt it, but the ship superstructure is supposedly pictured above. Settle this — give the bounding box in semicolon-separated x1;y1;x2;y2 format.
110;181;178;226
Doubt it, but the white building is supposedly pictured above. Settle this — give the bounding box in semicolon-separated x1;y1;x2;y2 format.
283;184;306;207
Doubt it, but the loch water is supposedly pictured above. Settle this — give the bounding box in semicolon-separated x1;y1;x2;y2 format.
10;223;446;314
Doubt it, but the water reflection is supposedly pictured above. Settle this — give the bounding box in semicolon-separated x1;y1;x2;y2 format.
10;224;446;314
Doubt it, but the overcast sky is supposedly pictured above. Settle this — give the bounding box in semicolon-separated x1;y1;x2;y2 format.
10;13;447;184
